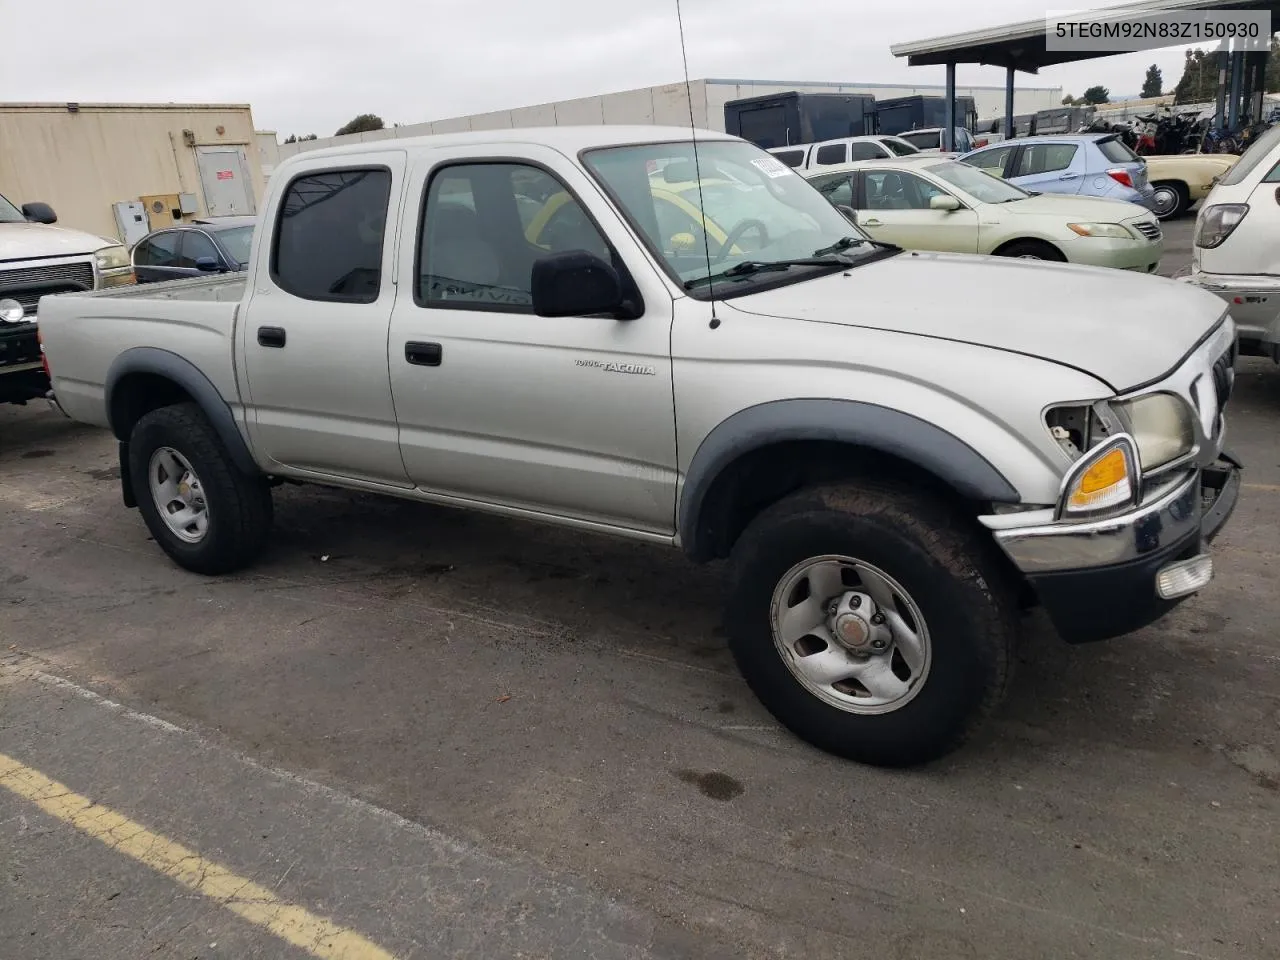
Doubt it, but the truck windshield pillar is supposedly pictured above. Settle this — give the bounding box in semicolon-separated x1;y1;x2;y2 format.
944;63;956;152
1004;66;1015;140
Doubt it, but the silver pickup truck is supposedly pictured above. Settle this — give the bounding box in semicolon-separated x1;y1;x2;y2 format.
37;126;1242;767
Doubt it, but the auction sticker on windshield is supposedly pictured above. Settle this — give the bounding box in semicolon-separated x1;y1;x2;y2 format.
751;157;793;179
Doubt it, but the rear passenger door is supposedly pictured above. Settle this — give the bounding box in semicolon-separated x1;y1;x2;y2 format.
1008;142;1082;196
238;152;412;487
386;147;678;533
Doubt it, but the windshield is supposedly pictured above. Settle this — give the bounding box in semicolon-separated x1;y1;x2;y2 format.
0;192;25;223
884;138;920;156
214;225;254;265
584;140;882;296
926;161;1030;203
1220;123;1280;185
901;131;940;150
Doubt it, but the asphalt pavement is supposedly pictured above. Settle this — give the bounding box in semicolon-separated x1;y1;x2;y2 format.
4;216;1280;960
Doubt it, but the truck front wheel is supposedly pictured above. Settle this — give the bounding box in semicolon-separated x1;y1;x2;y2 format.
725;482;1016;767
128;402;272;575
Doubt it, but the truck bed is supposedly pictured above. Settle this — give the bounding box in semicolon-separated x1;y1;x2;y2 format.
37;274;244;431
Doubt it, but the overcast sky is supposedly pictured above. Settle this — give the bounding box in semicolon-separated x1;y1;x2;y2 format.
4;1;1203;138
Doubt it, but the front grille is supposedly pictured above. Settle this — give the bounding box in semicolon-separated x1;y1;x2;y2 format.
1132;220;1161;242
0;261;94;316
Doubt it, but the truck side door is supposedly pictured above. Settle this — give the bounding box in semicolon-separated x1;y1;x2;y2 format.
238;151;412;487
386;147;678;534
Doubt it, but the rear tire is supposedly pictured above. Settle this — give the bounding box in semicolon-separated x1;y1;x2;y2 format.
724;482;1017;767
1150;182;1189;221
997;239;1066;262
128;403;272;575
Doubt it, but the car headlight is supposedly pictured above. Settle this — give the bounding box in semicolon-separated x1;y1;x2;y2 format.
95;245;130;270
1059;436;1138;518
1194;203;1249;249
1111;392;1196;470
1066;222;1133;239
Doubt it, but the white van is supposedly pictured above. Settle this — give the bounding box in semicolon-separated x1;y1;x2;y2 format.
768;135;920;171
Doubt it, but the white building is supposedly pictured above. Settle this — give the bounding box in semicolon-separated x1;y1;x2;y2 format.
266;78;1064;168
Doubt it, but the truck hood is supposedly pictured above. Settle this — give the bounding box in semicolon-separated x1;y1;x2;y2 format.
0;222;111;262
727;252;1227;391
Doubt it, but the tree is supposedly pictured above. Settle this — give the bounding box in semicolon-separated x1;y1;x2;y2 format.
334;113;384;136
1141;64;1163;99
1062;94;1076;105
1080;85;1111;105
283;133;317;144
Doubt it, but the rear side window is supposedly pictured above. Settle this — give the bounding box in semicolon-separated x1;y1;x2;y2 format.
849;143;886;161
963;145;1014;175
1096;137;1139;164
772;149;806;168
814;143;847;165
272;168;392;303
1015;143;1078;176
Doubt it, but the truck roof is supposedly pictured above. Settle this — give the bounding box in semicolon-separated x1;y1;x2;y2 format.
279;125;736;166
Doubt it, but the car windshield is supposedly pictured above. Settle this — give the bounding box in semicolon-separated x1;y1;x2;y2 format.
884;138;920;156
926;161;1030;203
0;192;25;223
584;140;885;295
1220;123;1280;185
213;225;254;265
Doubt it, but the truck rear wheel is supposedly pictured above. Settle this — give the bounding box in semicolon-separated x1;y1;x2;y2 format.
128;402;272;575
725;482;1016;767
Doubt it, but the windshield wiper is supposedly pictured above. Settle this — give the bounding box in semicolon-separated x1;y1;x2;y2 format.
684;254;856;290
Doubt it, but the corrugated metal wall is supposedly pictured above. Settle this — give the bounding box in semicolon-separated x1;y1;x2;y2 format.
0;103;265;239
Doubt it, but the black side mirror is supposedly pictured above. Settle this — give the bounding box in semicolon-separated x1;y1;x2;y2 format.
194;256;222;272
21;202;56;224
531;251;634;319
837;204;858;224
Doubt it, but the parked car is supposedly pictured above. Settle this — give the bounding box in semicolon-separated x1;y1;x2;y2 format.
1184;123;1280;359
959;134;1158;212
768;135;920;170
1143;154;1238;220
131;216;256;283
806;157;1163;272
0;190;133;405
896;127;977;154
38;126;1240;768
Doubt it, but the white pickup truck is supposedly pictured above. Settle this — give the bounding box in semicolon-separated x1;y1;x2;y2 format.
38;126;1242;767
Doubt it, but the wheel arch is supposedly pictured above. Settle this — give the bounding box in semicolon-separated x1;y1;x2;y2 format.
105;347;260;478
677;399;1021;562
990;236;1066;260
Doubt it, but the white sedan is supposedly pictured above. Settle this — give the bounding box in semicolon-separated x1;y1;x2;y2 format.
806;156;1164;272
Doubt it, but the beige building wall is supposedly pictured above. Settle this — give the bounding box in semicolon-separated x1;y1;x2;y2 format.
0;103;265;239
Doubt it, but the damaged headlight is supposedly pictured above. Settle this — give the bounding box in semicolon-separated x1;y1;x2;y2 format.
1111;392;1196;470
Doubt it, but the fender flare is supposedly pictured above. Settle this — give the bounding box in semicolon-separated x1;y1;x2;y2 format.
105;346;260;477
677;399;1020;560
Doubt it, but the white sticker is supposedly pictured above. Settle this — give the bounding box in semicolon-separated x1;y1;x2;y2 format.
750;156;793;179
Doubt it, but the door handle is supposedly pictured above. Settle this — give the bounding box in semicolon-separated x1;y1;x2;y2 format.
405;341;442;366
862;218;882;226
1058;173;1080;180
257;326;286;348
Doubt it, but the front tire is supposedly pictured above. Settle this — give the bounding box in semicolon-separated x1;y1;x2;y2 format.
725;482;1016;767
128;403;272;575
996;239;1066;262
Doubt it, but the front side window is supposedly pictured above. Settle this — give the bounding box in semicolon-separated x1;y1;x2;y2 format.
810;174;854;208
135;232;181;267
419;162;610;311
178;231;219;268
865;171;950;210
272;168;391;303
927;161;1030;204
962;145;1014;175
1016;143;1078;176
815;143;847;166
584;140;883;297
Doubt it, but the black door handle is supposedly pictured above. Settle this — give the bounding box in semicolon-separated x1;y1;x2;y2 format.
405;341;442;366
257;326;286;348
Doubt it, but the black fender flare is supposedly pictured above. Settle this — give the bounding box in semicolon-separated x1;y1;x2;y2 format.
105;346;261;478
677;399;1020;561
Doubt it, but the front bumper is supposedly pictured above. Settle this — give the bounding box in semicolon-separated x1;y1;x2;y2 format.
990;455;1241;643
1182;270;1280;349
1060;235;1163;273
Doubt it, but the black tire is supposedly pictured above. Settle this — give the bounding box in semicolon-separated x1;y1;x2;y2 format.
725;482;1017;767
128;402;272;575
996;239;1066;262
1150;181;1189;221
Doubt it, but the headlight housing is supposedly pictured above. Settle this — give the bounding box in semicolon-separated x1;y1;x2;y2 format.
1112;392;1196;470
1059;436;1138;518
94;245;130;270
1067;222;1132;239
1194;203;1248;249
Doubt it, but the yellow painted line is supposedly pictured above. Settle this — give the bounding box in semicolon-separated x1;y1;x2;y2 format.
1243;482;1280;493
0;752;397;960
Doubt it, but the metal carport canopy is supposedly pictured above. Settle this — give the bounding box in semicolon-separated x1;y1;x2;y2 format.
891;0;1279;71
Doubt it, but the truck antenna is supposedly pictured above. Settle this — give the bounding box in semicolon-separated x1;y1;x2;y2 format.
674;0;720;327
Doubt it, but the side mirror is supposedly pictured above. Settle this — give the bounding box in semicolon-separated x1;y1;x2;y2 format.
930;195;961;212
21;202;57;224
836;204;858;224
662;160;699;183
531;250;634;319
194;256;222;272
